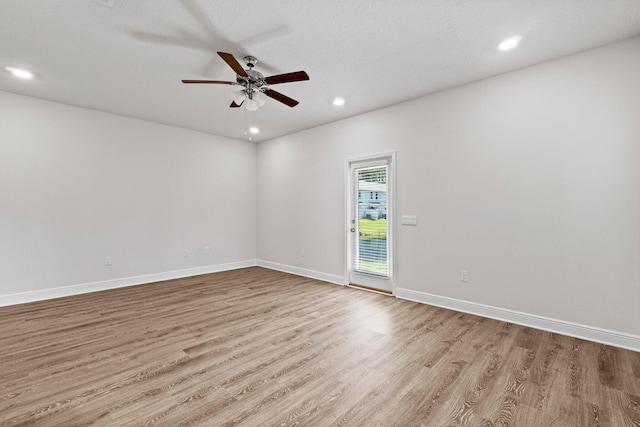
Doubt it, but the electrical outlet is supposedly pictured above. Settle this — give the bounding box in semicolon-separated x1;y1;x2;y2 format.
460;270;469;282
300;249;305;257
204;246;210;255
184;249;190;257
104;256;112;266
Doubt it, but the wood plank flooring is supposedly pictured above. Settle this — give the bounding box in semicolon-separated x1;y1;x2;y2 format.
1;267;639;426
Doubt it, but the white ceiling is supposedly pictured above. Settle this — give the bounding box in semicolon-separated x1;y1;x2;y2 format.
2;0;640;143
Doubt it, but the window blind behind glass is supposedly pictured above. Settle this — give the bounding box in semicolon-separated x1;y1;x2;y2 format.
354;165;389;276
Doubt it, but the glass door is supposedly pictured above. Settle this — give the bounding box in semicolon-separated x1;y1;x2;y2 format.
348;155;394;293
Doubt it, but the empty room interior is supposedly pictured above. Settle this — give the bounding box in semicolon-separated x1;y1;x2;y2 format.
1;1;640;425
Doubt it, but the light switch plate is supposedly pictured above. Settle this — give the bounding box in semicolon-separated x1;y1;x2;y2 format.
401;215;418;225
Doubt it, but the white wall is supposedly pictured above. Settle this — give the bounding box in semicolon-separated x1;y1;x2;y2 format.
1;37;638;346
257;37;640;338
0;92;256;298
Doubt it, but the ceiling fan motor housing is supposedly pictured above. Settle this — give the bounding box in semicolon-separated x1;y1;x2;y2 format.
238;69;266;89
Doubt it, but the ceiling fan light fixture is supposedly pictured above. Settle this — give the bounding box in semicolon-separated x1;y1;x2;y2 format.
232;90;247;105
255;91;267;107
245;98;259;111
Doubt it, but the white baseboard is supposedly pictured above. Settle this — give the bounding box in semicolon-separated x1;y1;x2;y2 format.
0;260;257;307
396;287;640;353
4;261;637;352
257;260;346;286
254;262;640;351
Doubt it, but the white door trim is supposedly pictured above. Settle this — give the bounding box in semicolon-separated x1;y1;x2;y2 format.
344;151;396;294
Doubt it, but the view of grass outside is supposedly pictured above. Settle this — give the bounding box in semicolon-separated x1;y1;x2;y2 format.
358;219;387;238
357;219;388;274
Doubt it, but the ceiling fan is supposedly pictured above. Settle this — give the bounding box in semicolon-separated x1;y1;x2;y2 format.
182;52;309;111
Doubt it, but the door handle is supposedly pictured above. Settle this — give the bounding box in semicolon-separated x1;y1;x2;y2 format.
350;228;355;232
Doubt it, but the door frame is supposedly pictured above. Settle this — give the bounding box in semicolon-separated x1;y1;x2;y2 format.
344;151;396;294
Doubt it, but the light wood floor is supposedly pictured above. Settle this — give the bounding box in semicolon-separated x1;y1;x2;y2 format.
1;267;639;426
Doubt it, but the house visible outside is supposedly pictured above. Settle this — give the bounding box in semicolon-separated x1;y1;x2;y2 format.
357;180;387;220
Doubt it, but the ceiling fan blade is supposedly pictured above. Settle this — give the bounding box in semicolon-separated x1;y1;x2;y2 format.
230;100;243;108
181;80;236;84
264;89;299;107
264;71;309;85
217;52;248;77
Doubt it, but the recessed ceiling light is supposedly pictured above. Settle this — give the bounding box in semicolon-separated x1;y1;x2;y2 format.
5;66;33;79
332;97;345;106
498;36;521;51
249;127;260;134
